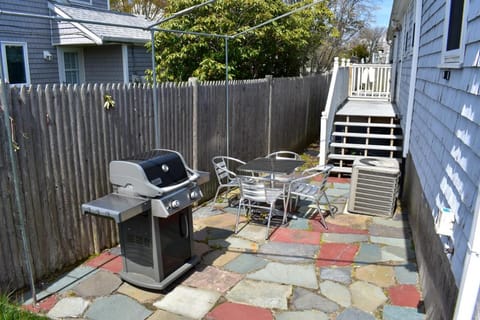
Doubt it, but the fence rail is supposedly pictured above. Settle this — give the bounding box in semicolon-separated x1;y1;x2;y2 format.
0;73;329;292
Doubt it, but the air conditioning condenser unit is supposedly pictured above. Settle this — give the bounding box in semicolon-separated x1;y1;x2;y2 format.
348;157;400;217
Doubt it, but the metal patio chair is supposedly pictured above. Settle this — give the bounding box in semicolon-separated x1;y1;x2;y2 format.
235;175;285;240
266;150;302;160
212;156;246;205
286;164;335;229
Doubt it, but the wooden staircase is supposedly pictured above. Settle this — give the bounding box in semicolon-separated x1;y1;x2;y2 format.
328;112;403;176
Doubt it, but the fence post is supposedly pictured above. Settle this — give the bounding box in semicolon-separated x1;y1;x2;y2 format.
266;75;273;154
265;75;273;154
189;77;199;169
0;65;37;302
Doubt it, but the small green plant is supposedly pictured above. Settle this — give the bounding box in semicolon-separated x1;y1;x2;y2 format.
0;295;48;320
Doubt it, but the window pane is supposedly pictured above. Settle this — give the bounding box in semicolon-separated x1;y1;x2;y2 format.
64;52;80;84
447;0;464;51
6;45;26;84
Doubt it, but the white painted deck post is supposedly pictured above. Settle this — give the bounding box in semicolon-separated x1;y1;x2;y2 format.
319;57;340;166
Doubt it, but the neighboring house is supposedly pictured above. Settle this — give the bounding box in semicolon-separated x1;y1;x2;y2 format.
0;0;152;86
388;0;480;319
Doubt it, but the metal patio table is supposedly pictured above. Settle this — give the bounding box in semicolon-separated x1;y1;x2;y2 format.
237;157;305;223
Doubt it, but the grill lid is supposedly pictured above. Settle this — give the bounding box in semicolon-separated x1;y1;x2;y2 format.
110;149;196;198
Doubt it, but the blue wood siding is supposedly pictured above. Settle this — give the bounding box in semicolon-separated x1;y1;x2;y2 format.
0;0;59;84
128;45;151;81
406;0;480;283
84;45;123;83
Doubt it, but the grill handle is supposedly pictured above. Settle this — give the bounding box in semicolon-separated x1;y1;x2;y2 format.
179;212;189;238
155;169;199;194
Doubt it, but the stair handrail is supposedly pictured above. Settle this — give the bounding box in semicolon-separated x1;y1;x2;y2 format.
319;57;350;165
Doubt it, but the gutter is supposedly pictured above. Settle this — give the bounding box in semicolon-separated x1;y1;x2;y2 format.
402;0;422;158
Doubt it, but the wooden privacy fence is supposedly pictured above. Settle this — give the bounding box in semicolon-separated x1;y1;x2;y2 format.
0;73;330;292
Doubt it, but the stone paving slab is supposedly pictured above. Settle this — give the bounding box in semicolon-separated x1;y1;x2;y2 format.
320;280;351;307
350;281;387;313
322;233;369;243
85;294;152;320
269;227;321;245
147;309;194;320
317;243;359;267
154;286;221;319
275;310;328;320
383;305;425;320
354;265;395;287
395;263;419;284
201;249;240;267
223;253;268;274
320;267;352;284
381;245;414;263
194;212;240;229
336;307;376;320
46;297;89;319
291;287;339;313
355;243;382;265
182;265;243;293
194;226;234;242
236;224;269;242
71;270;122;298
247;262;318;289
257;241;319;263
287;218;310;230
370;236;412;248
388;284;422;308
369;224;409;239
226;279;291;310
208;236;258;252
116;282;163;304
371;216;407;228
206;302;273;320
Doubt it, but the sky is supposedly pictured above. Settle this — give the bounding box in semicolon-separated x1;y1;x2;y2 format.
372;0;394;27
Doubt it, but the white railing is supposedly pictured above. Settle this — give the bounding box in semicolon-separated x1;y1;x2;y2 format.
349;64;391;100
319;57;350;166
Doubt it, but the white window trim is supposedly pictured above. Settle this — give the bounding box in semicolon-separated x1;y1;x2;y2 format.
440;0;469;68
0;41;31;86
57;47;85;84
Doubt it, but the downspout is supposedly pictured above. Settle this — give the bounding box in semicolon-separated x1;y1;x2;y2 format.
121;45;129;84
402;0;422;158
453;183;480;319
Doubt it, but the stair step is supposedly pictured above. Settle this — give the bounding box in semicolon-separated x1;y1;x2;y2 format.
331;166;353;174
328;154;404;162
330;143;402;151
332;132;402;139
334;121;401;128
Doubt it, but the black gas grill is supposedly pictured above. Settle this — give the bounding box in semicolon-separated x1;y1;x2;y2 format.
82;149;208;290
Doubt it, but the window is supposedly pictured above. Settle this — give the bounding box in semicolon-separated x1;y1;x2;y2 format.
1;42;31;85
57;48;85;84
442;0;468;66
64;52;80;84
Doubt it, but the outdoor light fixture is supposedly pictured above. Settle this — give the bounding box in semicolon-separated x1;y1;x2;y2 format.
43;50;53;61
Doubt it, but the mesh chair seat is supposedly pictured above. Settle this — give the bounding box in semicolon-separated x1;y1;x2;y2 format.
235;175;285;239
286;165;335;229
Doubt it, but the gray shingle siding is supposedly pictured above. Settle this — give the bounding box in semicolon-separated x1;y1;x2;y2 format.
1;0;150;85
408;0;480;283
128;45;151;81
0;0;59;84
84;45;123;83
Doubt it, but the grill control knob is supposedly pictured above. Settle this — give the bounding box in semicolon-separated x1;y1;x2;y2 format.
169;200;180;209
189;191;199;200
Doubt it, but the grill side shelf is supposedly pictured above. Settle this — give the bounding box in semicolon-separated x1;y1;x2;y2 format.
82;194;151;223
